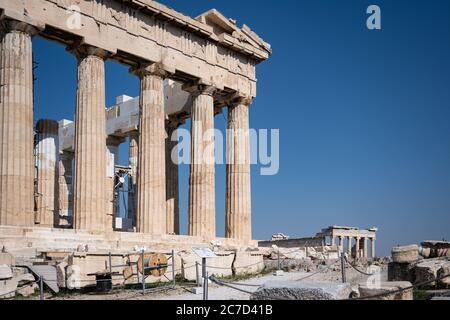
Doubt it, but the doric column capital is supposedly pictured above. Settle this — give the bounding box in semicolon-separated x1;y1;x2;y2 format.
68;43;111;61
182;79;217;97
221;92;254;108
0;19;43;36
231;96;254;108
130;63;171;79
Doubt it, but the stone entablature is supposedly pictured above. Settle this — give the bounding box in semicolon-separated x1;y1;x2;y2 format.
317;226;377;240
258;237;324;249
0;1;271;99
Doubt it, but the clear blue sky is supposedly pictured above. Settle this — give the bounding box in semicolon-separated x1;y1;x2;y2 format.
32;1;450;255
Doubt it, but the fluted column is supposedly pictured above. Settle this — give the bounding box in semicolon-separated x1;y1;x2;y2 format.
339;236;344;253
128;131;138;227
225;97;252;242
186;84;217;239
72;46;108;232
133;64;167;235
355;237;361;258
0;21;40;226
347;237;353;256
34;120;59;227
58;151;74;227
363;237;368;258
166;121;180;235
371;238;376;258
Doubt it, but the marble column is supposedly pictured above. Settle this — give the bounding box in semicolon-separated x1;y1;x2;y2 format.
347;237;353;256
225;97;252;242
166;121;180;235
127;131;138;227
363;237;368;258
106;136;122;231
34;119;59;227
186;84;216;239
339;236;345;253
355;237;360;258
133;64;167;235
0;21;40;226
371;238;376;258
58;152;74;227
331;236;336;247
72;46;108;232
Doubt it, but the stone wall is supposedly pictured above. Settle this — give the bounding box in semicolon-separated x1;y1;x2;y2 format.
258;237;324;249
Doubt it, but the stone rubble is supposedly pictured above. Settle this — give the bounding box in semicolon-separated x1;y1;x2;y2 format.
421;241;450;259
437;262;450;287
251;281;353;300
0;258;38;299
414;258;450;288
358;281;413;300
388;241;450;291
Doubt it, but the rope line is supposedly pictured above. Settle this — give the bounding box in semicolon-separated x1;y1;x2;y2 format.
211;278;261;287
344;256;375;276
294;259;342;282
294;267;328;282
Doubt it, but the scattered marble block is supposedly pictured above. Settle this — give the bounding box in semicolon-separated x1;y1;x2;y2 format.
392;245;420;263
359;281;413;300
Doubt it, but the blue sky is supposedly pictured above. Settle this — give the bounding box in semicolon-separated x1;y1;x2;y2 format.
32;1;450;255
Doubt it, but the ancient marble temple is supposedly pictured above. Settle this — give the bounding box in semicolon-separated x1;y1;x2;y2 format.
0;0;271;244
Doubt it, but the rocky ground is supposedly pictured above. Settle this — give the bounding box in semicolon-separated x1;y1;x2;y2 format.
32;264;388;300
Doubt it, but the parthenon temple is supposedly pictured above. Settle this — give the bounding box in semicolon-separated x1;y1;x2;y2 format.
0;0;271;250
